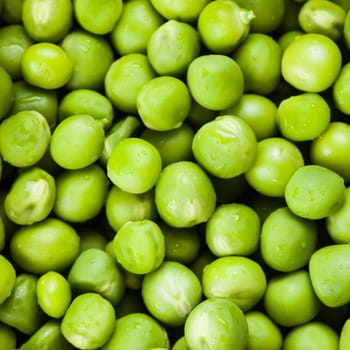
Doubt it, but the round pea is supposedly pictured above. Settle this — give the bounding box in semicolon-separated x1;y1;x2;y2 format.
0;255;16;304
0;66;14;121
333;62;350;115
340;319;350;350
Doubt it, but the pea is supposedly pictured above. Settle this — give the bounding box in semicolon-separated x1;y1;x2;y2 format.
4;167;56;225
171;337;189;350
0;110;51;167
78;227;108;252
0;65;14;121
340;319;350;350
0;323;16;350
1;0;23;24
0;255;16;304
10;217;80;274
61;292;116;349
36;271;71;319
333;62;350;116
277;30;304;53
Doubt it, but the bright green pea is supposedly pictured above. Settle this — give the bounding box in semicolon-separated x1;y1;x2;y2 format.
113;219;165;275
101;313;170;350
192;115;257;179
61;29;115;91
137;75;192;131
0;66;14;121
54;164;109;223
172;337;189;350
245;137;304;197
22;0;73;42
0;323;16;350
10;217;80;274
21;42;73;89
105;53;156;114
147;19;200;76
142;261;202;326
340;319;350;350
50;114;105;170
276;92;331;141
155;161;216;228
36;271;71;319
202;256;267;312
0;255;16;304
73;0;123;35
105;186;157;232
4;167;56;225
260;206;318;272
187;54;244;111
184;298;248;350
333;62;350;115
68;248;125;306
61;293;116;349
107;137;162;194
0;24;33;80
0;110;50;167
285;164;345;220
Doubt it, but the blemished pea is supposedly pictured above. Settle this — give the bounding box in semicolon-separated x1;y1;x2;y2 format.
202;256;267;312
281;33;342;92
68;248;125;306
113;220;165;275
245;137;304;197
187;54;244;111
0;24;33;80
284;164;346;220
137;75;192;131
147;19;200;77
105;53;156;114
0;110;51;168
245;311;283;350
50;114;105;170
260;207;318;272
54;164;109;223
4;167;56;225
205;203;261;257
0;65;14;121
111;0;165;56
276;92;331;142
232;33;281;95
22;0;73;42
155;161;216;228
61;293;116;349
10;217;80;274
197;0;254;54
61;29;115;91
0;255;16;304
264;270;321;327
309;244;350;307
283;321;339;350
105;186;157;232
107;137;162;194
192;115;257;179
142;261;202;326
101;313;170;350
0;323;16;350
73;0;123;35
184;298;248;350
21;42;73;89
36;271;72;319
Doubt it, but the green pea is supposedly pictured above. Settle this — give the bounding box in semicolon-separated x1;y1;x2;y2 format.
22;0;73;42
0;255;16;304
284;164;345;220
192;115;257;179
4;167;56;225
105;186;157;232
0;66;14;121
190;248;216;281
340;319;350;350
0;273;45;335
61;293;116;349
0;323;16;350
172;336;189;350
206;202;261;257
142;261;202;326
260;206;318;272
0;110;50;167
10;217;80;274
101;313;170;350
50;114;105;170
68;248;125;306
0;24;33;80
333;62;350;116
186;100;216;129
78;227;108;252
137;75;192;131
36;271;71;319
107;137;162;194
277;30;304;53
184;298;248;350
202;256;267;312
155;161;216;228
111;0;164;55
73;0;123;35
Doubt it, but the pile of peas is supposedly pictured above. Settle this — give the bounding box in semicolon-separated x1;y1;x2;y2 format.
2;0;350;349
